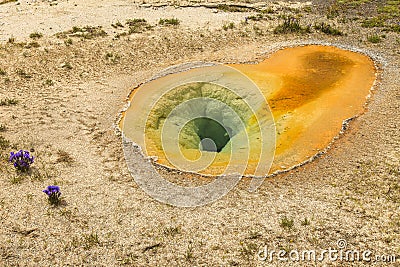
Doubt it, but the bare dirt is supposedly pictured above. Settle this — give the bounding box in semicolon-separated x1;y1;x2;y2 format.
0;0;399;266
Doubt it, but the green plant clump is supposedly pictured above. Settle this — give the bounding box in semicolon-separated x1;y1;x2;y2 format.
126;18;153;34
159;18;180;26
280;216;294;229
29;32;43;39
0;98;18;106
367;34;382;43
57;26;107;39
274;16;311;34
216;4;251;12
314;22;343;36
223;22;235;31
361;17;385;28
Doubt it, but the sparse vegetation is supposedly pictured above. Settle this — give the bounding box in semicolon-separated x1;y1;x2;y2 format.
0;98;18;106
216;4;251;12
303;5;312;13
378;0;400;17
64;38;73;46
253;25;263;36
16;69;32;79
240;242;258;261
367;34;382;43
25;41;40;48
184;242;194;262
246;14;264;22
30;166;52;182
0;136;10;150
159;18;180;26
301;217;311;226
82;232;101;250
0;124;6;132
44;79;54;86
248;230;262;239
386;23;400;33
111;21;124;28
337;0;371;7
163;226;180;237
274;16;311;34
361;17;385;28
223;22;235;31
280;216;294;229
114;32;128;39
314;22;343;36
126;19;148;27
389;166;400;177
56;26;107;39
56;150;74;163
0;68;6;75
126;18;153;34
105;52;121;64
29;32;43;39
260;7;275;14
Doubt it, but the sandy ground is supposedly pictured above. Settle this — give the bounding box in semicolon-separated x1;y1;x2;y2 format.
0;0;312;41
0;0;399;266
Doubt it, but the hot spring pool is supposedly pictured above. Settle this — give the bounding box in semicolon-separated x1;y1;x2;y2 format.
119;45;376;176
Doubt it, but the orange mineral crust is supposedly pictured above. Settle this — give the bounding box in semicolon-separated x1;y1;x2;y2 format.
230;45;376;173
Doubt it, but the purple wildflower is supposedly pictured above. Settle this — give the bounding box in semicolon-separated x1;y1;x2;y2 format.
9;149;34;172
43;185;62;205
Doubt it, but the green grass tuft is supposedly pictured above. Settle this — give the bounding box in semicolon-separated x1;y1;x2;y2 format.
301;217;311;226
367;34;382;43
25;41;40;48
184;242;194;262
159;18;180;26
222;22;235;31
361;17;385;28
126;18;153;34
0;98;18;106
57;26;107;39
0;136;10;149
274;16;311;34
217;4;251;12
64;38;73;46
280;216;294;229
16;69;32;79
29;32;43;39
82;232;101;250
314;22;343;35
111;21;124;28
